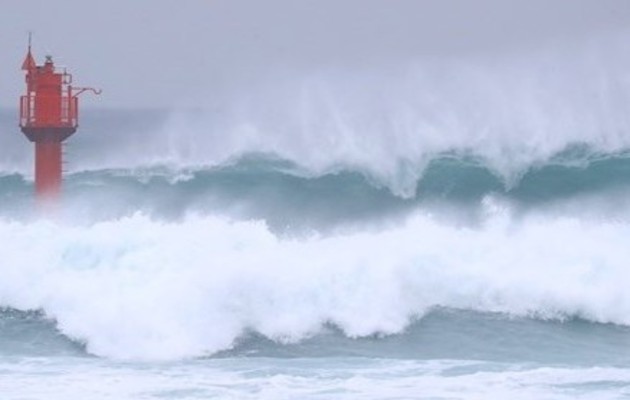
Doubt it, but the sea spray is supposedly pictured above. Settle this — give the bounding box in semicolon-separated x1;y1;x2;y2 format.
3;33;630;198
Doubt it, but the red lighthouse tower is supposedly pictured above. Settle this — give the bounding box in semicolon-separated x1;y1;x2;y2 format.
19;39;100;201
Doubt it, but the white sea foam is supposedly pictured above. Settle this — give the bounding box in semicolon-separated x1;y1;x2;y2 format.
1;200;630;360
2;358;629;400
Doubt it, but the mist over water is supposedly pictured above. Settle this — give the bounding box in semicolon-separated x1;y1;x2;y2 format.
5;29;630;187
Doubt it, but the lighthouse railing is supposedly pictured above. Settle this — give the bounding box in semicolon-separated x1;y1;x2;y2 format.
20;95;78;128
19;95;34;127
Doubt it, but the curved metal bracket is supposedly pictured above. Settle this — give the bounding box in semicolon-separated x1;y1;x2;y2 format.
71;87;102;97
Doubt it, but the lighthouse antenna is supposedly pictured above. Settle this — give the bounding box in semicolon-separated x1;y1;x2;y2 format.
21;32;37;71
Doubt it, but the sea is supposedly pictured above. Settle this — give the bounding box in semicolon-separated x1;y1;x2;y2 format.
2;37;630;399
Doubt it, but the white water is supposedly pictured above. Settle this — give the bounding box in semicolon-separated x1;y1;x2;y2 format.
3;358;629;400
1;199;630;361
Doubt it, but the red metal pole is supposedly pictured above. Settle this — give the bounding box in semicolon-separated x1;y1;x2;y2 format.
35;141;62;200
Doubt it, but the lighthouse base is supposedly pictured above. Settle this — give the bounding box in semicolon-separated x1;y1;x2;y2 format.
21;127;76;201
35;141;63;199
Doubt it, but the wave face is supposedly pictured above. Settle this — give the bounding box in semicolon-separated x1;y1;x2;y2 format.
2;32;630;365
1;150;630;229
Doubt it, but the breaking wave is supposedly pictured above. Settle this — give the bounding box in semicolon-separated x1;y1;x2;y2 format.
1;206;630;360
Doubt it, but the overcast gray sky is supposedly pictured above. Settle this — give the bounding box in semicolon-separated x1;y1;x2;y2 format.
1;0;629;108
